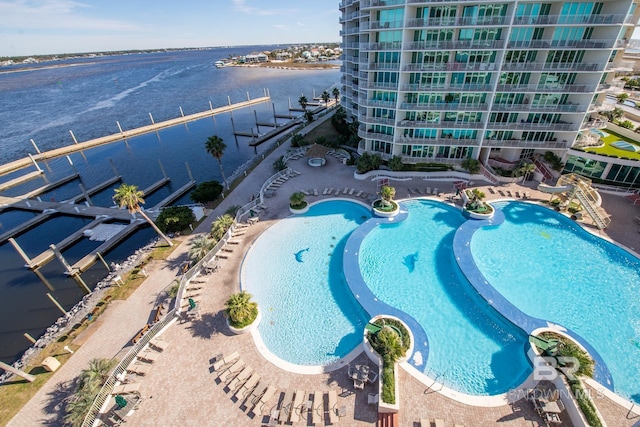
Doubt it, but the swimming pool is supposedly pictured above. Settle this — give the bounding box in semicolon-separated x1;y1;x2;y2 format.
357;199;532;395
241;200;371;367
471;201;640;403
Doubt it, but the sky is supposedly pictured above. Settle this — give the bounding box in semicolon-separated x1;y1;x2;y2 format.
0;0;341;57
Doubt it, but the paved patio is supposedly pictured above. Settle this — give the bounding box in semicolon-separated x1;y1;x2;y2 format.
8;113;640;426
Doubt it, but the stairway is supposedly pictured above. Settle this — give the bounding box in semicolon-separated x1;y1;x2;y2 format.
377;412;399;427
533;158;554;182
573;188;610;229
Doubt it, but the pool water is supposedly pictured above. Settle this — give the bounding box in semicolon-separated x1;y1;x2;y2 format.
471;202;640;403
241;200;371;366
358;199;532;395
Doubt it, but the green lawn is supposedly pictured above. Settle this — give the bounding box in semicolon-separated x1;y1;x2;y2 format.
583;130;640;161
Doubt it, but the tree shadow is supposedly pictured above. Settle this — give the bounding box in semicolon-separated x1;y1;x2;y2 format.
41;377;77;425
185;311;231;339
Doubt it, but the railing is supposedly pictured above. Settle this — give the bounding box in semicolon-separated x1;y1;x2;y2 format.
362;62;401;71
364;81;400;90
398;136;481;146
397;119;484;129
406;16;507;27
484;139;569;149
506;39;612;49
479;163;500;185
360;42;403;51
361;116;396;126
491;103;582;113
489;122;578;131
81;310;176;427
406;39;506;50
495;84;593;93
361;0;405;8
512;13;626;26
399;102;489;111
359;129;394;142
361;20;404;30
501;62;601;72
400;83;492;92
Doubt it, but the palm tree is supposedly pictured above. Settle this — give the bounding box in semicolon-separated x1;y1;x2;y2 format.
113;184;173;246
188;235;214;262
205;135;229;190
298;95;308;111
332;87;340;103
617;92;630;104
519;162;536;182
379;185;396;208
225;290;258;328
289;192;307;209
210;214;234;242
64;358;117;427
321;90;330;107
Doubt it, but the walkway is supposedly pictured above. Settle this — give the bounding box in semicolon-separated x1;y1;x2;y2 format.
7;114;640;426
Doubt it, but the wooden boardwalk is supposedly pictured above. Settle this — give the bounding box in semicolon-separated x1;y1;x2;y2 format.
0;96;271;176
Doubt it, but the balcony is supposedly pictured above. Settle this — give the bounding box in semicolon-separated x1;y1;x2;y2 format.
406;39;506;50
358;129;395;142
401;83;492;92
361;20;404;30
495;84;594;93
491;103;583;113
361;116;396;126
397;119;485;129
361;42;403;51
406;16;507;27
606;61;635;71
403;62;496;72
362;62;401;71
512;14;626;26
364;81;399;90
501;62;602;72
399;102;489;111
398;135;482;147
359;98;397;108
482;139;570;149
361;0;405;8
488;122;579;131
506;39;613;49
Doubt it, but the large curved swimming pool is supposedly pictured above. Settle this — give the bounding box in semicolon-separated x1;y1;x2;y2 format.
241;198;640;400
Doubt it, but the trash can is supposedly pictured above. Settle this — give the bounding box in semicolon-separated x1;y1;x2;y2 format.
42;356;61;372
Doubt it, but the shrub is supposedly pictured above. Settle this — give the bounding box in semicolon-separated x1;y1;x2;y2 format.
224;291;258;329
64;358;117;427
210;214;234;242
289;192;307;210
368;318;411;405
273;155;287;172
461;158;481;174
291;134;305;147
356;152;382;174
190;180;223;204
387;155;404;171
156;206;195;233
571;381;603;427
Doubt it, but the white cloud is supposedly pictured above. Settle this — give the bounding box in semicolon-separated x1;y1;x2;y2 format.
273;24;286;29
231;0;294;16
0;0;140;31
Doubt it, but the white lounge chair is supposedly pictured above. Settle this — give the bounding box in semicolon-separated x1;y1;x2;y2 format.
278;390;294;423
126;363;151;376
137;350;159;363
327;390;338;424
218;359;245;383
289;389;306;423
112;382;141;395
212;351;239;371
149;336;168;352
227;366;252;391
235;373;260;401
246;381;267;409
251;385;277;415
312;391;323;425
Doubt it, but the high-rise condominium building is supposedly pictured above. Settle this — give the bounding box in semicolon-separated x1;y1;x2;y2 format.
340;0;639;168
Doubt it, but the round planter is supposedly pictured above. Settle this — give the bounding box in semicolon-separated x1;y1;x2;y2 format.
227;308;261;335
289;203;309;214
466;205;495;220
371;200;399;218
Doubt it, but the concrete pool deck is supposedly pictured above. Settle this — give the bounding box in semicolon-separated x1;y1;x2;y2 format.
7;118;640;426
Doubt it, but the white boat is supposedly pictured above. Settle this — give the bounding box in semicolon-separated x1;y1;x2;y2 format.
214;60;226;68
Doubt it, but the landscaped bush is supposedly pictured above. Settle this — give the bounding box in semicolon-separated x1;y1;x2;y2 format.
571;381;603;427
356;152;382;173
543;151;564;171
190;180;223;204
224;291;258;329
155;206;195;233
368;318;411;405
401;162;454;172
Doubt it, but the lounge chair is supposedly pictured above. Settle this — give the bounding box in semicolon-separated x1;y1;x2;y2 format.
322;188;329;195
137;350;159;363
327;390;338;425
301;190;310;196
342;187;348;194
348;188;355;195
246;381;267;409
525;191;531;199
227;366;253;392
289;389;306;423
235;373;260;401
126;363;151;376
212;351;239;371
251;384;277;415
433;187;439;195
112;382;141;395
426;187;431;194
278;390;294;423
217;359;245;383
367;370;379;384
435;419;445;427
420;419;429;427
312;391;323;426
313;189;318;196
355;190;363;197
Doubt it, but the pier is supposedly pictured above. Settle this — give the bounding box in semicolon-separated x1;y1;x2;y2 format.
249;118;302;147
0;96;271;176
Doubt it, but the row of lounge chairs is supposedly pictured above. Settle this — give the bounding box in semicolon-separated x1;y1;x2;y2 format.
490;187;532;199
265;170;301;192
321;187;369;198
409;187;440;196
211;352;343;425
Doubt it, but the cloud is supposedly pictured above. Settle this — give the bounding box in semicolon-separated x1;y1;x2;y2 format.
297;22;305;27
0;0;140;31
231;0;294;16
273;24;286;29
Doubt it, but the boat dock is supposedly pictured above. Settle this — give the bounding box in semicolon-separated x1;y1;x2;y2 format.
0;95;271;177
65;175;122;204
249;118;302;147
17;173;79;200
0;170;44;192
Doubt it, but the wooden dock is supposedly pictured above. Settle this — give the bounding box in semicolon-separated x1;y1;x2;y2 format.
65;175;122;204
70;221;142;272
0;170;44;192
17;173;79;200
0;96;271;176
249;118;302;147
150;180;195;211
0;211;54;244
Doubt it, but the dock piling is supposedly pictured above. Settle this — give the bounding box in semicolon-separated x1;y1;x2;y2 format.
8;237;32;266
30;139;41;154
209;101;213;111
23;333;37;344
27;153;42;172
247;92;250;101
46;292;68;316
185;162;194;182
78;183;93;206
50;244;77;276
116;121;124;134
66;156;77;173
109;159;119;176
158;159;167;180
73;273;91;294
96;252;110;271
149;112;155;124
227;95;231;105
34;269;55;291
179;106;184;117
69;130;78;144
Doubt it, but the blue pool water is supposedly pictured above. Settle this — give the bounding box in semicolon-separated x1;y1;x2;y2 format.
358;199;532;395
241;201;371;366
471;202;640;403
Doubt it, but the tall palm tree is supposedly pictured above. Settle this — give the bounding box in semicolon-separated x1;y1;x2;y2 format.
113;184;173;246
332;87;340;103
379;185;396;208
321;90;330;107
298;95;308;111
205;135;229;190
210;214;234;242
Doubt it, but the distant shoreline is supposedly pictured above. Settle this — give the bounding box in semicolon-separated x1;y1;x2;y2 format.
0;62;96;74
230;62;340;71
